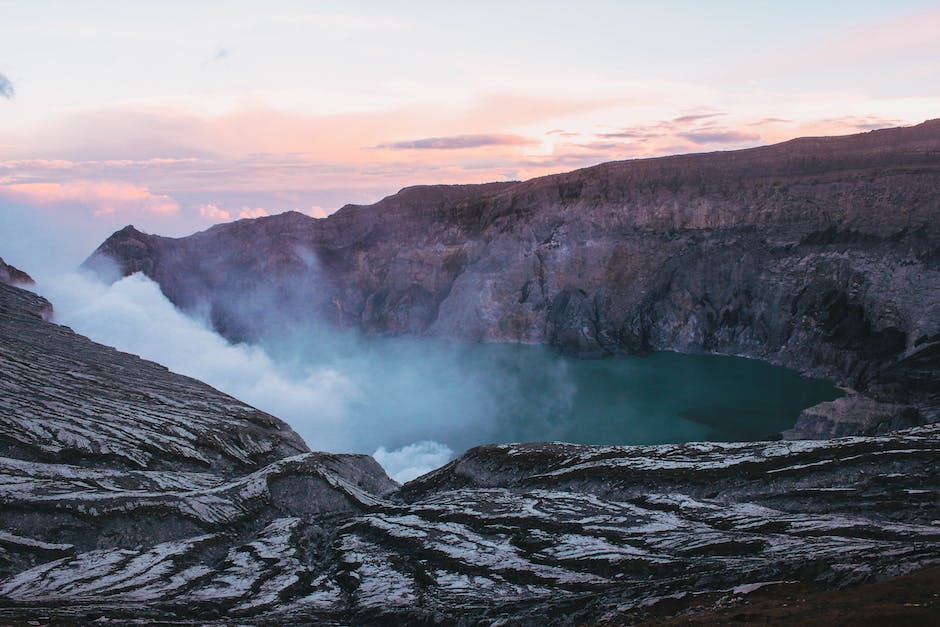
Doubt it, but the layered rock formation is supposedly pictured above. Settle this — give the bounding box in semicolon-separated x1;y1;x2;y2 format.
84;121;940;426
783;394;923;440
0;281;307;474
1;277;938;623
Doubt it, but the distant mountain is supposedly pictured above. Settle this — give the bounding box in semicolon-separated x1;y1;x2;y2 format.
86;119;940;431
1;275;939;623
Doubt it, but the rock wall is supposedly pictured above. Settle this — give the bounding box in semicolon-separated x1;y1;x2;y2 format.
85;121;940;414
0;257;34;286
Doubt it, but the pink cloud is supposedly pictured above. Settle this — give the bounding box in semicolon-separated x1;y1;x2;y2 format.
198;203;268;223
301;205;333;218
198;203;230;221
376;134;535;150
1;94;934;238
1;180;180;216
237;207;268;219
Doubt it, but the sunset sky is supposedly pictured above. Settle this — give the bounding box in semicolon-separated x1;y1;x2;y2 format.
2;0;939;256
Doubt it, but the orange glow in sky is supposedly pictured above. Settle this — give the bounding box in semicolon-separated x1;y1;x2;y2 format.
0;1;939;239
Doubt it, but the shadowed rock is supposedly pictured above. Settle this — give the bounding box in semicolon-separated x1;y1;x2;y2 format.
0;258;34;286
783;395;923;439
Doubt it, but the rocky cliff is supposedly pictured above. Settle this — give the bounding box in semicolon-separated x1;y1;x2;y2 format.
0;257;34;286
85;120;940;425
1;277;938;624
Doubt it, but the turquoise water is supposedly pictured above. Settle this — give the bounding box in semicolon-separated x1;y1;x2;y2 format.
429;345;842;452
274;336;843;455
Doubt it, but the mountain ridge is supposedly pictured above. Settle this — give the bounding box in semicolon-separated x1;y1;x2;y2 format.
85;119;940;433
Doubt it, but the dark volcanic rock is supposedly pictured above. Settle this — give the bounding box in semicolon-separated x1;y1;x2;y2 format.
0;257;34;286
0;278;398;616
1;276;939;624
84;121;940;427
782;395;924;439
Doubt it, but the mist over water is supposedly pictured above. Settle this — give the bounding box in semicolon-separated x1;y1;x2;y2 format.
34;271;842;483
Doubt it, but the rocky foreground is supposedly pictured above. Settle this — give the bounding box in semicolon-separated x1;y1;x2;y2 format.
1;277;938;624
85;121;940;435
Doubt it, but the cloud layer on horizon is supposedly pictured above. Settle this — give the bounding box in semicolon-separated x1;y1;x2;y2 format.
0;101;927;244
377;133;535;150
0;3;938;238
1;180;180;217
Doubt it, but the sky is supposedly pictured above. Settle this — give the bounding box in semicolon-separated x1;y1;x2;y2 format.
1;0;940;258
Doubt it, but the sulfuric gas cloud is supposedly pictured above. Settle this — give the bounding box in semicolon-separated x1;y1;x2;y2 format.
0;207;581;482
40;271;579;482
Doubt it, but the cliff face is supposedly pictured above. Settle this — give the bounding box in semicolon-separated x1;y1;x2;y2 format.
1;277;938;623
85;121;940;414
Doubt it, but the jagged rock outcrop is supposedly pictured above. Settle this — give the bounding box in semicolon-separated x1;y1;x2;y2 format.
84;121;940;428
1;277;939;624
0;257;34;286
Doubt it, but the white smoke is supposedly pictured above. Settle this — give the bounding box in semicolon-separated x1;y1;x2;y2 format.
0;204;581;483
42;272;355;448
373;441;454;483
35;271;577;483
2;219;838;485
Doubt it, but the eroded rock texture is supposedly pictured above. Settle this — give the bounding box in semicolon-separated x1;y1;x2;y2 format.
1;279;939;624
84;121;940;423
0;282;308;474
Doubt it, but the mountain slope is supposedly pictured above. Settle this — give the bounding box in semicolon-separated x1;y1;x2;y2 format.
0;281;307;474
1;272;939;623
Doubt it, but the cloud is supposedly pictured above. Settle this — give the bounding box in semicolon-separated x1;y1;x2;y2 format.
42;272;355;449
238;207;267;218
576;141;628;151
303;205;333;218
377;133;535;150
678;130;760;145
780;114;905;137
3;95;935;238
0;180;180;216
199;203;230;221
853;120;898;131
32;267;581;478
839;114;902;131
0;73;13;99
596;130;660;139
198;203;269;222
672;112;724;124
